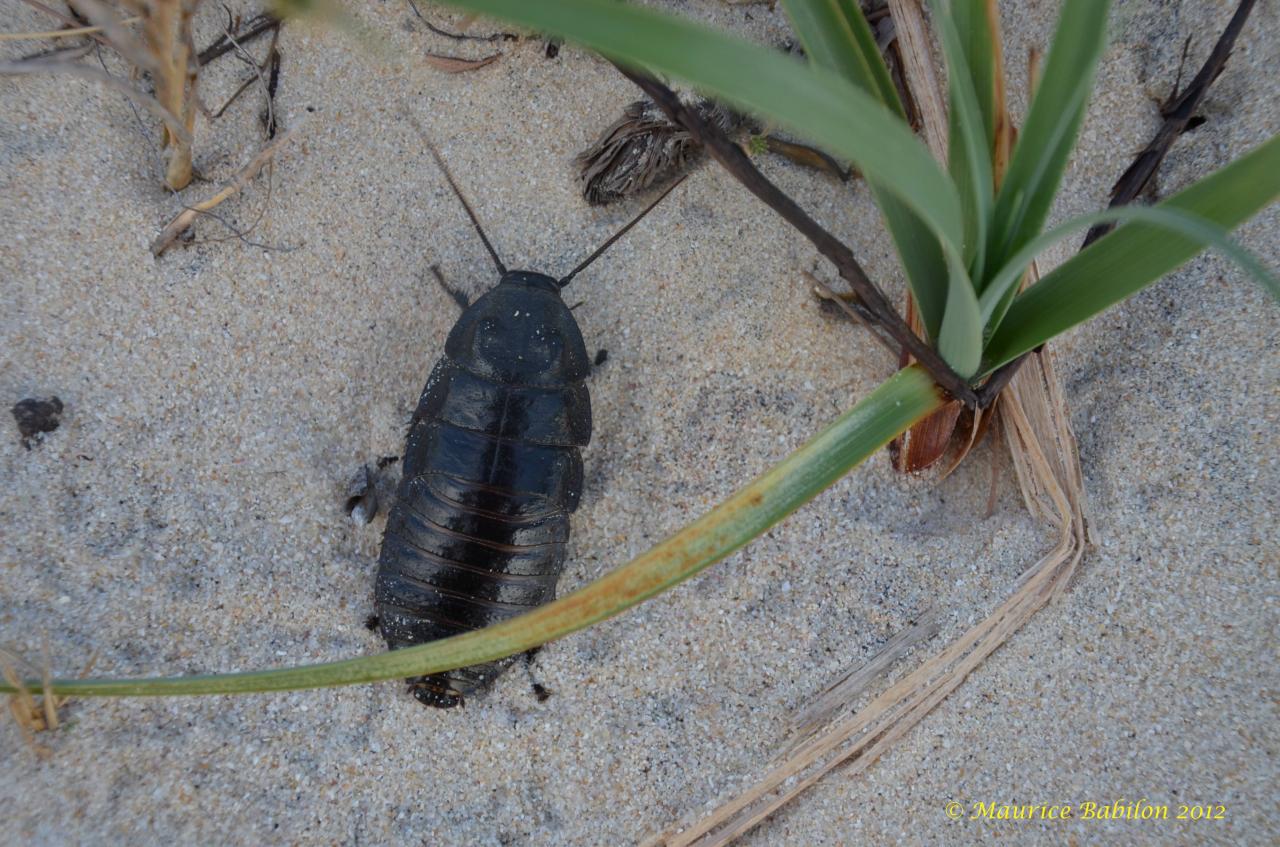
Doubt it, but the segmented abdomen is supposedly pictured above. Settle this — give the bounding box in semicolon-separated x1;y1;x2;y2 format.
375;273;591;707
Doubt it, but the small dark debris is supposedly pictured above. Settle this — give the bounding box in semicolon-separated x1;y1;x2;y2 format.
531;683;552;702
376;455;401;469
544;39;560;59
306;105;316;113
344;464;379;525
12;396;63;449
594;349;609;366
364;614;380;631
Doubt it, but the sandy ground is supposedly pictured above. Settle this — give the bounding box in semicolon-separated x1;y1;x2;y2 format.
1;0;1276;844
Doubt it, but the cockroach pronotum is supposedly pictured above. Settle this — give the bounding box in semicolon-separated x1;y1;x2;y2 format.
376;119;684;707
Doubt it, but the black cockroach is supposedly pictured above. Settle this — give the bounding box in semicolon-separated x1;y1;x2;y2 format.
376;127;683;707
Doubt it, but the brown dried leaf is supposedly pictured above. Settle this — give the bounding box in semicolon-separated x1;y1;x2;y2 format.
889;296;977;473
762;136;850;180
422;51;501;73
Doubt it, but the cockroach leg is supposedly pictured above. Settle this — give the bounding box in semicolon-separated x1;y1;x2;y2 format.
407;676;465;709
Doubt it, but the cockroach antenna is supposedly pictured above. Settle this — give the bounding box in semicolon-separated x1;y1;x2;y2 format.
557;174;687;289
402;107;507;275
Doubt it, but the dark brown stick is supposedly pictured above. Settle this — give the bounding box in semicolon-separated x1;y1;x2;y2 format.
1081;0;1256;247
196;14;279;66
404;0;519;42
620;68;981;407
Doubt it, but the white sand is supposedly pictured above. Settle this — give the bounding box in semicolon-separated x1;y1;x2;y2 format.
1;1;1276;844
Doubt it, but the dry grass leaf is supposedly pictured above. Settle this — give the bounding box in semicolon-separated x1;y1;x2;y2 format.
151;125;300;255
422;51;501;73
2;646;97;758
785;609;940;745
884;0;979;474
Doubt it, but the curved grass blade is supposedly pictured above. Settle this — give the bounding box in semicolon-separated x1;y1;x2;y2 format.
986;0;1109;272
782;0;949;340
979;205;1277;327
930;0;993;277
433;0;965;256
950;0;998;146
937;247;983;377
781;0;904;117
982;134;1280;373
1;368;946;697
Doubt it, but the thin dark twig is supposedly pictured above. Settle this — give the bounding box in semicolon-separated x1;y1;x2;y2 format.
619;67;980;407
1168;35;1193;100
206;26;279;121
263;46;281;138
975;351;1034;407
219;21;276;139
196;13;278;66
17;42;93;63
207;70;257;118
1081;0;1256;247
405;0;518;42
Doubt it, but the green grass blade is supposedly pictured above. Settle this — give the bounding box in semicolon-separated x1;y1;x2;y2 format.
950;0;997;145
875;193;950;342
982;134;1280;373
432;0;965;256
2;368;946;697
781;0;904;117
987;0;1109;272
937;247;984;377
931;0;993;277
979;205;1278;327
782;0;949;340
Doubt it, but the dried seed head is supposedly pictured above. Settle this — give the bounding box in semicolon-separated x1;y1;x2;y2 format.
576;98;738;205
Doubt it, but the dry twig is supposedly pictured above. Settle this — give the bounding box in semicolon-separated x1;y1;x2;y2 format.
619;68;981;407
150;125;299;255
422;51;501;73
2;645;98;758
1082;0;1257;246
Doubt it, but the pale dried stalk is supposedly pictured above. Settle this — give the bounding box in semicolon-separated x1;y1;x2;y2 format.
785;609;940;744
141;0;200;189
0;16;139;40
150;126;298;254
887;0;948;160
1;644;99;758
